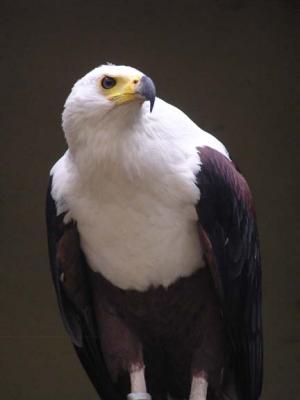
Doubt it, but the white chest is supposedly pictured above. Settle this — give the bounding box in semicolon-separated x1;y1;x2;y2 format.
70;170;205;291
52;98;229;291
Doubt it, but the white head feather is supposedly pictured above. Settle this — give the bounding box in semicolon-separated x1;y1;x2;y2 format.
61;64;228;177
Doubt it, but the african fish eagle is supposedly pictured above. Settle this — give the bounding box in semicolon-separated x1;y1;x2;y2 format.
46;64;263;400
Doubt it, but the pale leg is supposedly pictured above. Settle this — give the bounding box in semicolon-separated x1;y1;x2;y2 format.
189;375;208;400
130;367;147;392
127;366;152;400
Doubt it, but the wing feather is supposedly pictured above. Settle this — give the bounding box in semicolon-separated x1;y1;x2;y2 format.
196;146;263;400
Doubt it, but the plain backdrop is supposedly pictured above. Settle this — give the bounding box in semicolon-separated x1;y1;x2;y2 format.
1;1;299;399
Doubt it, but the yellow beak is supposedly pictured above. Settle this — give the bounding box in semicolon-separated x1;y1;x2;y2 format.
108;75;156;112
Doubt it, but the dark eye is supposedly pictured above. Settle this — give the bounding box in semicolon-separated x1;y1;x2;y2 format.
101;76;116;89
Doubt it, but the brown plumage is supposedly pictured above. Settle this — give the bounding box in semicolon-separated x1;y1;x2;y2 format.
56;218;226;399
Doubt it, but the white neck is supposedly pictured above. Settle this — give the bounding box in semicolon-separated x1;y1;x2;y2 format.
66;99;204;185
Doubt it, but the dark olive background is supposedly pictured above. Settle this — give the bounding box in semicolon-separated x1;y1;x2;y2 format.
1;1;299;399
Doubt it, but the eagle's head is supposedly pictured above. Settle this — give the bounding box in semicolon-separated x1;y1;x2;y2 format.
62;64;156;151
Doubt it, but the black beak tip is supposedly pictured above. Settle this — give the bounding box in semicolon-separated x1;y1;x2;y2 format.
139;75;156;113
149;97;155;113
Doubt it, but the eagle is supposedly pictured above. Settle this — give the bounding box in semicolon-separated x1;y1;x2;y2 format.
46;64;263;400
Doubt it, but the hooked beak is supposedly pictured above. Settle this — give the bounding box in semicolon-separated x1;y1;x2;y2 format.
107;74;156;112
136;75;156;112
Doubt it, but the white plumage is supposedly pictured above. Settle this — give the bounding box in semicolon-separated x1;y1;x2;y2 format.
51;65;229;291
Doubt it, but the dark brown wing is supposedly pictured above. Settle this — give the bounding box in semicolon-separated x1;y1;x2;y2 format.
196;146;263;400
46;175;121;400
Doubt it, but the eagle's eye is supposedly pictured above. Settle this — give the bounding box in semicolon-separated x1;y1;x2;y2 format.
101;76;116;89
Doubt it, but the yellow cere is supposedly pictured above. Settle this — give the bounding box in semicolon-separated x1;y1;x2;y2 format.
101;74;143;105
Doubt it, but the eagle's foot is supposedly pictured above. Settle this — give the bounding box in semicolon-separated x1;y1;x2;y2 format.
127;393;152;400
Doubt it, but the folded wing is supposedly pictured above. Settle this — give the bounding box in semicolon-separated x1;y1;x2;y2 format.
196;146;263;400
